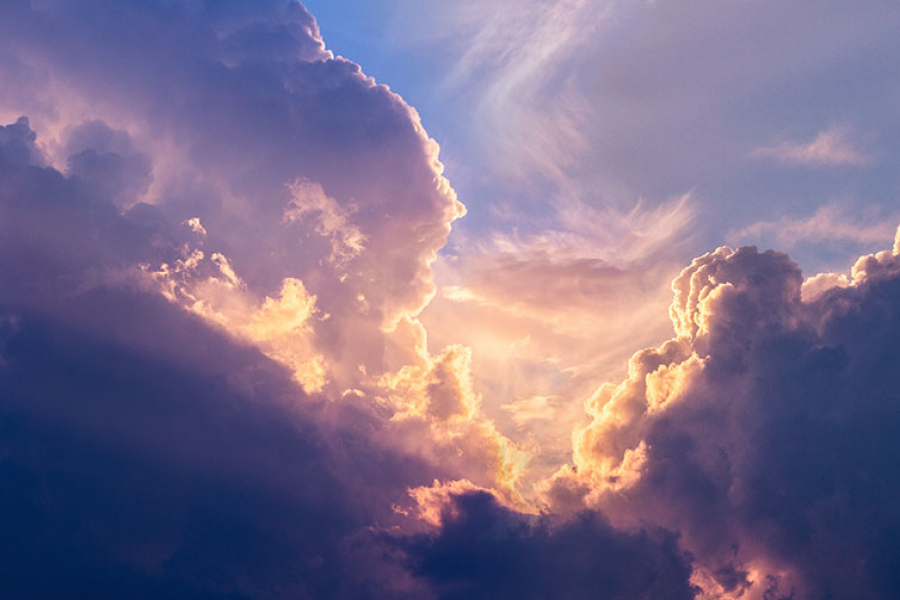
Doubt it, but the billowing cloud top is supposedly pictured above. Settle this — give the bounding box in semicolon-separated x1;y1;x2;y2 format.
545;235;900;598
2;1;900;599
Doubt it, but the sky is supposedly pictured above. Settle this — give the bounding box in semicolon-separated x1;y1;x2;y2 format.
0;1;899;598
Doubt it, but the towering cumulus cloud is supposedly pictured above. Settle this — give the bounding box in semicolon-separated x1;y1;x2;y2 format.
547;230;900;599
0;0;537;490
1;0;464;383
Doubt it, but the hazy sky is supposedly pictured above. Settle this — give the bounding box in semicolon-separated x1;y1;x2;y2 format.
1;1;900;598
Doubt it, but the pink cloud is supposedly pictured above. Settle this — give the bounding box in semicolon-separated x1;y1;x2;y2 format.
752;126;871;167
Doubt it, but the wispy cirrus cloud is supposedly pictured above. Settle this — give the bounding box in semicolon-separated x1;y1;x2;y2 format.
395;0;617;182
378;0;900;273
728;203;899;249
752;126;871;167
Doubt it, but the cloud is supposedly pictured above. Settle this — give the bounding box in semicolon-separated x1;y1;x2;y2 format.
376;343;531;499
5;1;900;598
490;192;697;265
402;478;499;527
0;114;440;598
52;0;597;528
142;244;328;392
380;0;900;287
800;270;849;302
399;491;696;600
183;216;207;236
0;0;536;499
752;126;871;167
395;0;615;182
63;119;154;206
283;179;367;263
1;4;654;593
501;395;561;426
420;193;695;489
0;116;42;166
0;0;466;390
728;203;898;249
0;104;695;600
545;226;900;598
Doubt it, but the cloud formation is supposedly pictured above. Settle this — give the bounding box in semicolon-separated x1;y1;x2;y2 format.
401;491;696;600
0;4;699;597
0;71;702;600
4;1;900;598
0;0;537;499
752;127;871;167
0;0;466;388
421;192;695;487
546;228;900;599
0;113;423;598
728;203;898;249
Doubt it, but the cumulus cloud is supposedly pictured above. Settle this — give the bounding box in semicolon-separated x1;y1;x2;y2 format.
0;109;435;598
140;239;328;392
376;343;531;499
546;227;900;599
283;179;367;263
0;0;535;503
63;119;154;206
0;0;465;389
800;270;849;302
0;116;42;166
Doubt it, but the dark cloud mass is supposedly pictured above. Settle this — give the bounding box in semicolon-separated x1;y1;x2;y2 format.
404;491;695;600
0;113;397;599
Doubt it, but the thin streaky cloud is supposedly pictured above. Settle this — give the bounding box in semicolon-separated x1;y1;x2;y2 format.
399;0;616;181
728;203;899;248
752;126;871;167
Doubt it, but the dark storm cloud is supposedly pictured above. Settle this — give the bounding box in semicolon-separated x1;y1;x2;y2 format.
402;491;696;600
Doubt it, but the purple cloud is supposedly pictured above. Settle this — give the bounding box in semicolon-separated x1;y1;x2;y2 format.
550;232;900;598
